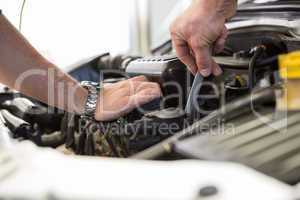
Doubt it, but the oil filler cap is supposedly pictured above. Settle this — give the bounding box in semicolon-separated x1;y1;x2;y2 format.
278;51;300;111
279;51;300;79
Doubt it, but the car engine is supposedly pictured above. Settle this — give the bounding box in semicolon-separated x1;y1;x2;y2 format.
2;1;300;196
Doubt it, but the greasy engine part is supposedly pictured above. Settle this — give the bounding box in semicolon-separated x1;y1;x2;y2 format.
248;46;267;90
174;109;300;184
1;109;64;148
1;96;64;134
225;32;289;55
224;74;249;102
63;115;139;157
213;41;284;100
126;55;192;108
62;98;158;156
69;53;140;82
125;107;186;153
131;86;276;160
2;97;38;119
62;99;186;157
0;93;15;105
0;109;31;140
125;38;283;109
61;112;127;156
79;117;130;157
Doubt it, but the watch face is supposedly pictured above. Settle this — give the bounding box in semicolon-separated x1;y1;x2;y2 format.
81;81;98;86
90;82;100;87
81;81;100;90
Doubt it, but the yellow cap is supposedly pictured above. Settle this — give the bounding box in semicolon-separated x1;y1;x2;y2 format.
279;51;300;79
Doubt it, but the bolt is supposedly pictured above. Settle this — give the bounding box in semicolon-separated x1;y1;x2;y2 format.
198;185;218;198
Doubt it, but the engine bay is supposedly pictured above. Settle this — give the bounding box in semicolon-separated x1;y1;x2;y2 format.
3;0;300;191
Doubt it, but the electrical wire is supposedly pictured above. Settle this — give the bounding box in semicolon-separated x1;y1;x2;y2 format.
151;40;172;55
19;0;26;32
256;55;278;68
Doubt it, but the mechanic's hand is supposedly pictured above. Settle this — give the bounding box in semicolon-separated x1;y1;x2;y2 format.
170;0;237;76
95;76;162;121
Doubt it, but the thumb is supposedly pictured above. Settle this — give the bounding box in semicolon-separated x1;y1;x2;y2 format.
192;46;213;77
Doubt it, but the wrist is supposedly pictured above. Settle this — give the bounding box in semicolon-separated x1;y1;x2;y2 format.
192;0;237;20
80;81;101;119
73;86;89;115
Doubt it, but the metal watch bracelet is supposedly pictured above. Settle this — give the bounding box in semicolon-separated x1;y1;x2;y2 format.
81;81;101;119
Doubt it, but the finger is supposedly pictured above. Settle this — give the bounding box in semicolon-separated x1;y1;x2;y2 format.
212;60;223;76
172;39;197;75
129;88;161;108
135;82;161;93
121;81;160;95
103;83;113;87
119;89;161;117
192;46;213;77
214;26;228;54
118;77;149;94
130;75;148;82
139;87;162;97
112;77;140;89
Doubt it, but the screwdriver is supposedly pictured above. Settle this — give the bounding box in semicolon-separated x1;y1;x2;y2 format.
185;72;203;115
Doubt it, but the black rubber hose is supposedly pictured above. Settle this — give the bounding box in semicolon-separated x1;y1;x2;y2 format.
249;47;265;90
41;131;65;147
256;55;278;68
151;40;172;55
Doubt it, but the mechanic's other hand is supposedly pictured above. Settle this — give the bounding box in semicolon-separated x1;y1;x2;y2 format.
170;0;237;76
95;76;162;121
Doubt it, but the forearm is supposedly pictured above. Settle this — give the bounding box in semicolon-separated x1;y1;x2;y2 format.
0;13;88;114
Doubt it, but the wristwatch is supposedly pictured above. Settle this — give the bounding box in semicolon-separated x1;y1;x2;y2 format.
81;81;101;119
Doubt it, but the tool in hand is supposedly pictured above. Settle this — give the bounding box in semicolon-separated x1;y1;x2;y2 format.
185;72;203;115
